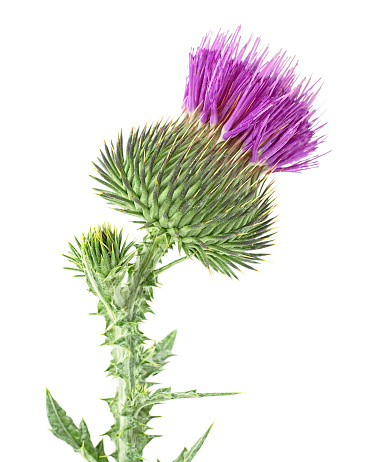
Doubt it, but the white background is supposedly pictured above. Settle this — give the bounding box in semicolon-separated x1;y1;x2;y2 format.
1;1;373;461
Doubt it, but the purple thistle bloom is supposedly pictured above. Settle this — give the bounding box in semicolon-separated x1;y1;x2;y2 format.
183;27;326;172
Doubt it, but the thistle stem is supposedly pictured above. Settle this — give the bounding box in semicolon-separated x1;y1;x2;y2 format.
154;256;189;276
109;233;171;462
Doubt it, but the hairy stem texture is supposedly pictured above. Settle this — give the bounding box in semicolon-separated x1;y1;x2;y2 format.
105;233;172;462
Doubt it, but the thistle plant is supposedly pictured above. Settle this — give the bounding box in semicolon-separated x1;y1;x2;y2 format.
46;27;326;462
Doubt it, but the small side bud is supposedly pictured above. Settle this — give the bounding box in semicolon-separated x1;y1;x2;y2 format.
63;224;135;299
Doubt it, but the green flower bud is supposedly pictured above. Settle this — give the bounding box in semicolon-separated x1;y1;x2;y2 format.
92;118;276;278
63;224;135;297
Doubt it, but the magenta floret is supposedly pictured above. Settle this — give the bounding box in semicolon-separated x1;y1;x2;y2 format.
183;27;326;172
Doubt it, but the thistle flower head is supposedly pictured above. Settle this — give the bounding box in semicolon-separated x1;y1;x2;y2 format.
183;27;326;172
90;28;328;277
93;119;276;278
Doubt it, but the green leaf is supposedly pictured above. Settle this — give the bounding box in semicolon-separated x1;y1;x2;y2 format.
78;419;102;462
151;329;177;368
79;419;96;455
46;389;103;462
95;440;109;462
145;388;239;406
172;424;213;462
173;448;188;462
139;329;177;381
170;390;240;400
46;388;81;451
157;329;177;353
79;445;99;462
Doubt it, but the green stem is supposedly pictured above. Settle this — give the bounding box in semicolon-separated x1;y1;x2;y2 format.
108;233;172;462
153;255;189;276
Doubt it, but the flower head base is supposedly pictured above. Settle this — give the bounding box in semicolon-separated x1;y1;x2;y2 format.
183;27;326;172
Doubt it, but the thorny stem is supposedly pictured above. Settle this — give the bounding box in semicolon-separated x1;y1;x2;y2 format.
111;233;172;462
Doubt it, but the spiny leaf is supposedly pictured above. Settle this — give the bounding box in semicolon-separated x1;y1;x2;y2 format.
79;419;96;455
95;440;109;462
78;445;99;462
172;424;213;462
140;330;177;382
46;389;104;462
46;388;81;451
134;388;239;409
165;389;240;401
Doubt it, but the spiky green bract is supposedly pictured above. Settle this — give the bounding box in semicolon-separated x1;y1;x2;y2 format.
92;116;276;278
